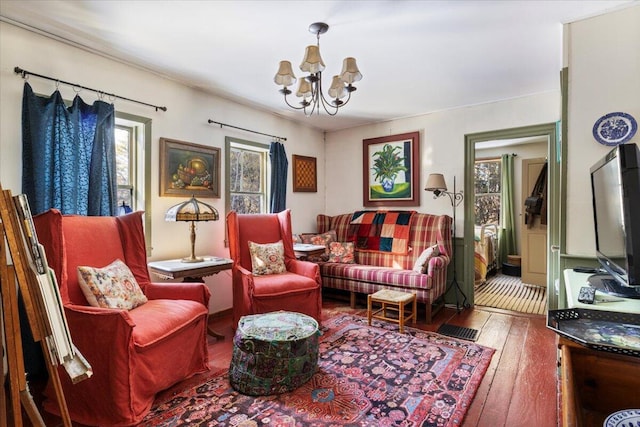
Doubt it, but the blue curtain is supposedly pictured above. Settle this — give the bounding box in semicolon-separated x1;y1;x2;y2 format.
22;82;117;216
269;141;288;213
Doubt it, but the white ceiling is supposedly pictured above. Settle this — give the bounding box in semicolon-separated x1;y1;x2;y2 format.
1;0;635;132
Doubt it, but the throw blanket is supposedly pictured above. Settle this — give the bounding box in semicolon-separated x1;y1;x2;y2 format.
347;210;415;254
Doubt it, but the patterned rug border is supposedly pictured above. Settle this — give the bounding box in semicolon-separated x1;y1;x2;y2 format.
141;313;495;427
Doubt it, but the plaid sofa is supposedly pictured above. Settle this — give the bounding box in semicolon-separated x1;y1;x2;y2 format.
316;212;452;323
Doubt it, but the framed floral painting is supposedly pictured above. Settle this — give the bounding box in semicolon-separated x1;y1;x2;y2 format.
159;138;221;198
362;131;420;207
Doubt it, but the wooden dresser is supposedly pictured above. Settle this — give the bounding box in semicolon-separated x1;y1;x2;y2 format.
559;270;640;426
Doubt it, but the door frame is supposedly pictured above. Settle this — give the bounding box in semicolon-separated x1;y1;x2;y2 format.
463;122;561;310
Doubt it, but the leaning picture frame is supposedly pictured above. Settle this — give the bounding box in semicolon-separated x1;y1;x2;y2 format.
363;131;420;207
159;138;221;198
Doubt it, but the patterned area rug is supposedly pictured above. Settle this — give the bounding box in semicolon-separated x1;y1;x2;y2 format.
475;273;547;315
139;313;494;426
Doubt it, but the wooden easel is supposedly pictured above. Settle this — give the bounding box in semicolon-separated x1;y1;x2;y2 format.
0;186;71;426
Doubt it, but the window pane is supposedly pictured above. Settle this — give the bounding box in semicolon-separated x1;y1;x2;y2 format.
230;148;263;193
231;194;263;214
474;159;501;226
118;188;132;207
475;195;501;225
115;128;130;186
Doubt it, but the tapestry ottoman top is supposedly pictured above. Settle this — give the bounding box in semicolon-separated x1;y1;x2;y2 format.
229;311;320;396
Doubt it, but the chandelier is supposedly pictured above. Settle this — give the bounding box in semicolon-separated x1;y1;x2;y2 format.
274;22;362;116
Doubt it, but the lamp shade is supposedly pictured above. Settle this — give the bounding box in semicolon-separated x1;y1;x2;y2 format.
328;75;347;99
425;173;447;192
340;57;362;84
274;60;297;87
296;78;313;99
165;196;219;222
299;45;325;74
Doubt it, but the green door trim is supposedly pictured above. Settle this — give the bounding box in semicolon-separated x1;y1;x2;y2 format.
463;122;562;310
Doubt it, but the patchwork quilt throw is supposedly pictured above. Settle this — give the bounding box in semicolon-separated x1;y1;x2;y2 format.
347;210;415;254
140;314;495;427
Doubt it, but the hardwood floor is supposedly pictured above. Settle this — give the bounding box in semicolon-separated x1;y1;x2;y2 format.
16;293;560;426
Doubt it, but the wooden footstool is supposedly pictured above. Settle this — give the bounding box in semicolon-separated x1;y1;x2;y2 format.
367;289;417;333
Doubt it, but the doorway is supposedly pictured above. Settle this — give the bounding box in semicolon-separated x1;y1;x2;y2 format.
463;123;560;310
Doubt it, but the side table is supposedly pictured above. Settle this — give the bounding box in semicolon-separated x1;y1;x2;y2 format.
293;243;326;260
148;256;233;340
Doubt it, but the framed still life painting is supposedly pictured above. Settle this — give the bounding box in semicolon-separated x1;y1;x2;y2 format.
362;131;420;207
159;138;221;198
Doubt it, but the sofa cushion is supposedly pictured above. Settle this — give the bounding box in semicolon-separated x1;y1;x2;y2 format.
128;299;208;348
248;240;286;275
300;230;337;261
319;263;432;290
328;241;355;263
412;244;440;274
77;259;148;309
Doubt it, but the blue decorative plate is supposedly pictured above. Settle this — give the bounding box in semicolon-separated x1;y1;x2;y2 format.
593;112;637;146
604;409;640;427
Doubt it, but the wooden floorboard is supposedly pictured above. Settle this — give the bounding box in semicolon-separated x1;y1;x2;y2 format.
19;295;559;426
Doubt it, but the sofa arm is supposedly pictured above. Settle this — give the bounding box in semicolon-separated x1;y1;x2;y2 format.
144;282;211;306
426;254;451;277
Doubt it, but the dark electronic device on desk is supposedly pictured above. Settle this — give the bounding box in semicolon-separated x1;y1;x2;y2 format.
588;142;640;299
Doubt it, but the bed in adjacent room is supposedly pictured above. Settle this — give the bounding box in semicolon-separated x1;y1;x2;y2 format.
474;224;498;286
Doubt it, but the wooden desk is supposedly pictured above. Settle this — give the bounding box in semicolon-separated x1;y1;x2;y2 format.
559;337;640;427
293;243;326;260
559;269;640;426
148;256;233;339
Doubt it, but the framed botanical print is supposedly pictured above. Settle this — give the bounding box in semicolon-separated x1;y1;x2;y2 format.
363;131;420;207
293;155;317;192
159;138;221;198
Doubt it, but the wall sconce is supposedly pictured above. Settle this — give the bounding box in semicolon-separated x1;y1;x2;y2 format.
425;173;463;207
165;195;219;263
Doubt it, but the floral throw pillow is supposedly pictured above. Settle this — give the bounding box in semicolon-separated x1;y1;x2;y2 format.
300;230;337;262
412;244;440;274
77;259;148;309
328;241;355;263
248;240;287;276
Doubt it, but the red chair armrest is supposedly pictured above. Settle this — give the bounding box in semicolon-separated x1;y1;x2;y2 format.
64;304;136;354
287;259;320;279
144;282;211;306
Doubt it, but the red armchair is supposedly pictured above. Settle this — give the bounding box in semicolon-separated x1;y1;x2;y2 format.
33;209;211;426
226;209;322;326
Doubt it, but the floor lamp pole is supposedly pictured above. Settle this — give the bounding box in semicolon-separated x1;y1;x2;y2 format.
446;176;469;313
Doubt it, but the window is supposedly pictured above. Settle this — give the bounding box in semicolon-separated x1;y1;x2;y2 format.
115;112;152;255
115;125;135;210
474;158;501;226
226;137;269;214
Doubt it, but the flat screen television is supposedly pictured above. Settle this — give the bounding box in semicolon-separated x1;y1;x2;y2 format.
588;142;640;298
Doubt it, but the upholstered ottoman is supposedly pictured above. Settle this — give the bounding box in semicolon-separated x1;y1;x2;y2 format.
229;311;320;396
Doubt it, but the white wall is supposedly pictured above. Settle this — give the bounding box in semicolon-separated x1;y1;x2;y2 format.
324;94;561;236
564;5;640;256
0;22;326;313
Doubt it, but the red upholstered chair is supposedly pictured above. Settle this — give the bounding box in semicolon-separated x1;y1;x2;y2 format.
33;209;210;426
226;209;322;327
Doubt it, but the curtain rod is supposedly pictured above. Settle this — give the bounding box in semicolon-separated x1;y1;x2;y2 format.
207;119;286;141
14;66;167;112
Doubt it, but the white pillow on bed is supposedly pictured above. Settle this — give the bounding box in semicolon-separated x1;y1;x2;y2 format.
412;245;440;274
